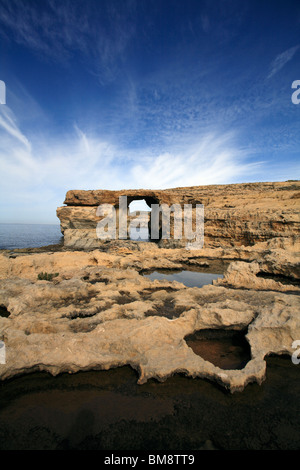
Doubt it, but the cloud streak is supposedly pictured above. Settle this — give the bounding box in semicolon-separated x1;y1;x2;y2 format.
0;93;295;221
0;101;263;222
267;45;299;79
0;106;31;150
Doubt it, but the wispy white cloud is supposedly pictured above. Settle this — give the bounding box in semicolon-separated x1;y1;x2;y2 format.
267;45;300;79
0;101;264;222
2;78;300;224
0;106;31;150
131;133;261;189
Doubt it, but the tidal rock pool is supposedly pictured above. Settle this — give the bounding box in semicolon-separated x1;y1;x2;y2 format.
0;356;299;450
142;261;226;288
184;329;252;370
141;259;230;288
143;270;223;288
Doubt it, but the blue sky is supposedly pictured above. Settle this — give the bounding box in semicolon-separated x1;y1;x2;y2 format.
0;0;299;223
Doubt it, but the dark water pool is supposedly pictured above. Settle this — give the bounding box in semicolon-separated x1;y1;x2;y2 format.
185;329;251;370
0;356;299;450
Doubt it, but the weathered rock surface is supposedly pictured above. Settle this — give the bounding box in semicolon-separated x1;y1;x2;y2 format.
0;237;299;392
57;181;300;249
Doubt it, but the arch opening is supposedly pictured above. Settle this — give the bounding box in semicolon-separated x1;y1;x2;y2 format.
128;199;151;241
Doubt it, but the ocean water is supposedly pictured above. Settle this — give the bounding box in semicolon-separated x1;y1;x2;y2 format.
0;224;63;250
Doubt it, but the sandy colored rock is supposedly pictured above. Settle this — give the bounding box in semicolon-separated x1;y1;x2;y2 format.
0;236;299;392
57;181;300;249
214;260;300;292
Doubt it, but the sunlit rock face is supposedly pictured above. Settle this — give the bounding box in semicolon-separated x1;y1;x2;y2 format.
56;181;300;249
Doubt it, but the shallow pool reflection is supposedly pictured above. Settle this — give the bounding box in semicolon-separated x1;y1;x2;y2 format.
143;270;224;288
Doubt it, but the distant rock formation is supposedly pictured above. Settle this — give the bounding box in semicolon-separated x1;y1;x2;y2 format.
56;181;300;249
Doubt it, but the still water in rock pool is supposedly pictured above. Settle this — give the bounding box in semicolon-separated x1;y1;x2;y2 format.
0;356;299;450
185;329;251;370
143;269;224;288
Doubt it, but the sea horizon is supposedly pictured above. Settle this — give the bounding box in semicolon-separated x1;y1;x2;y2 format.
0;223;63;250
0;222;60;225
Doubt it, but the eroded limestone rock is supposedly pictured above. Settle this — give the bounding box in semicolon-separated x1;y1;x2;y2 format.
0;238;299;392
56;181;300;249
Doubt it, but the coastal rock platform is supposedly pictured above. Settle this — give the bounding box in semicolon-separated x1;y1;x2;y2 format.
0;236;299;393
